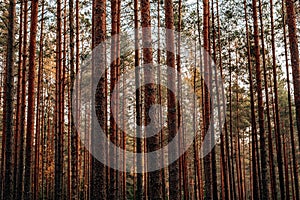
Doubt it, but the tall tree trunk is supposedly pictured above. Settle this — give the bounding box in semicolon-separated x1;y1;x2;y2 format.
117;0;122;197
228;47;237;200
262;1;278;199
285;0;300;164
203;0;213;198
61;0;67;196
69;0;78;198
41;92;47;200
268;0;286;198
24;0;39;199
122;63;126;200
75;1;81;196
17;1;28;198
91;0;107;198
270;0;288;198
243;1;259;199
3;0;16;198
34;1;44;198
216;0;229;199
0;69;6;200
109;0;118;198
134;0;143;198
210;2;218;199
252;0;268;198
282;0;300;198
176;0;188;199
165;0;179;198
54;0;63;198
140;0;162;197
13;1;23;197
193;34;200;200
196;1;204;199
258;0;279;199
234;47;243;200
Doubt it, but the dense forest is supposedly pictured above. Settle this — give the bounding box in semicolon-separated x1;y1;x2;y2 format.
0;0;300;199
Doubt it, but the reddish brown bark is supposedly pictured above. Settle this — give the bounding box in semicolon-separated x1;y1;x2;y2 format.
24;0;39;199
253;0;268;198
140;0;162;197
3;0;16;198
228;48;237;200
285;0;300;167
17;1;28;198
69;0;78;198
13;1;23;196
203;0;213;199
33;1;44;199
244;1;259;199
196;1;204;199
216;0;229;199
282;1;300;198
134;0;143;198
54;0;63;198
165;0;179;199
91;0;107;198
109;0;118;198
210;2;218;199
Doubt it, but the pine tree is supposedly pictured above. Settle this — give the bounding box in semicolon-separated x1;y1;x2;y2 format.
24;0;39;199
3;0;16;198
285;0;300;156
91;0;107;198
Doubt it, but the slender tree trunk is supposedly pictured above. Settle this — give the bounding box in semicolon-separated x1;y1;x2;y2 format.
234;48;243;200
252;0;268;198
115;0;122;197
210;2;218;199
288;144;296;200
34;1;44;198
203;0;213;198
134;0;143;198
282;0;300;198
69;0;78;198
243;1;259;199
176;1;188;199
157;0;167;198
262;2;278;199
91;0;107;198
283;133;290;200
228;47;237;200
13;1;23;197
122;62;126;200
192;35;200;200
0;71;6;200
285;0;300;166
216;0;229;199
24;0;39;199
3;0;16;198
41;93;47;200
17;1;28;198
258;0;280;199
196;2;204;199
140;0;163;197
54;0;63;198
165;0;179;198
109;0;118;198
61;0;67;196
75;1;81;197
